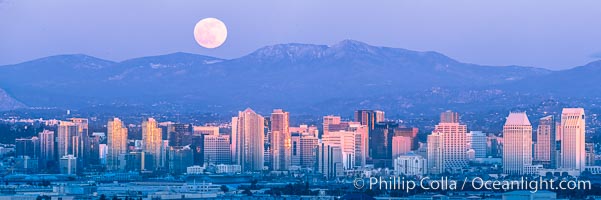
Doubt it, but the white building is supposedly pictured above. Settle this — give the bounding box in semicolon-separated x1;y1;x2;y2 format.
561;108;586;172
502;112;533;175
187;165;205;174
393;152;426;177
215;164;242;174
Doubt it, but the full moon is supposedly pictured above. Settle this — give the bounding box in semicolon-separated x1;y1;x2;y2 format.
194;18;227;49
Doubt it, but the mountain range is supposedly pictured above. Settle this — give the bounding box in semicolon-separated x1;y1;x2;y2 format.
0;40;599;114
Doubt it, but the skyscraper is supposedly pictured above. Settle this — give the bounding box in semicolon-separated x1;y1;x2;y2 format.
392;136;412;158
503;112;532;175
354;110;385;131
142;118;163;170
466;131;487;159
270;109;291;171
57;122;77;158
535;116;556;168
38;130;55;170
427;131;443;175
370;121;399;168
204;134;231;164
107;118;128;171
561;108;586;172
232;108;265;171
434;111;468;172
322;130;356;169
323;115;342;136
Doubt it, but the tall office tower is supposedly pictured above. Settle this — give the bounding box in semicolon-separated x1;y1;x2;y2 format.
107;118;128;171
535;116;556;168
586;143;595;166
347;122;369;168
427;132;443;175
434;111;468;172
487;135;502;158
354;110;385;130
322;131;356;169
466;131;487;159
231;117;238;164
69;118;89;168
142;118;163;170
88;134;102;166
561;108;586;172
167;123;193;147
392;136;412;158
395;127;419;150
440;110;459;123
317;141;343;179
264;117;271;168
15;137;40;158
232;108;265;171
503;112;533;175
168;146;194;175
204;134;231;164
289;127;319;169
38;130;55;169
370;121;400;168
57;121;77;158
323;115;342;135
270;109;291;171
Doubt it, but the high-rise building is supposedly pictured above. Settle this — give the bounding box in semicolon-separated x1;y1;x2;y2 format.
317;141;343;179
561;108;586;172
69;118;89;165
503;112;533;175
347;122;369;168
322;130;356;169
586;143;595;166
290;126;319;169
168;146;194;175
107;118;128;171
440;110;459;123
57;122;77;158
142;118;163;170
466;131;487;159
434;111;468;172
204;134;231;164
270;109;291;171
392;136;412;158
232;108;265;171
354;110;385;131
395;128;419;150
38;130;55;169
16;137;39;158
427;131;443;175
535;116;556;168
167;123;193;147
323;115;342;136
370;121;399;168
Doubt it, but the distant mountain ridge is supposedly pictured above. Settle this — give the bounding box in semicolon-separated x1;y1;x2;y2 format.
0;40;597;113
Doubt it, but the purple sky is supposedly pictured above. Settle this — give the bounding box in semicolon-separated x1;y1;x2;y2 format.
1;0;601;70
